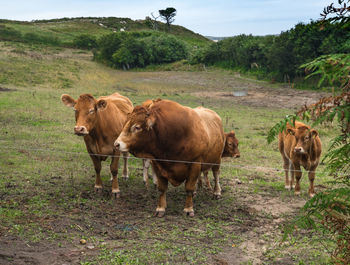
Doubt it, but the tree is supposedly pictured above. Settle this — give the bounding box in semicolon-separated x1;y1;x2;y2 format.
321;0;350;23
159;7;177;30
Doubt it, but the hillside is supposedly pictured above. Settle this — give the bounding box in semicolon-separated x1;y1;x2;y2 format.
0;17;210;47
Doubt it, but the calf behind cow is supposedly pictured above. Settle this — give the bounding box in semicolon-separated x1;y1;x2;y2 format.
61;92;133;197
114;99;225;217
199;130;240;193
278;121;322;197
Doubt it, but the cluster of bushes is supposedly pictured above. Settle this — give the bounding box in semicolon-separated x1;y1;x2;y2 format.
191;21;350;83
93;31;189;69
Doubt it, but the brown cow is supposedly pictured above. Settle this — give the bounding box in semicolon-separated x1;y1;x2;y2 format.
278;121;322;197
61;92;133;197
114;100;225;217
199;130;240;192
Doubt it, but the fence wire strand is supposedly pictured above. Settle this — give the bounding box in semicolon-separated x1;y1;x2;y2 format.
0;145;341;177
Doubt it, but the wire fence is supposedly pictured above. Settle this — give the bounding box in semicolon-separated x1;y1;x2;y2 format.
0;145;339;177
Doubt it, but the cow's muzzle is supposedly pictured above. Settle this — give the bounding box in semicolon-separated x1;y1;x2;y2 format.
114;139;128;152
294;147;304;154
74;126;88;136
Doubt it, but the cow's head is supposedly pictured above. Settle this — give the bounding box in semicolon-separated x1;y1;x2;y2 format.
114;106;154;153
223;130;240;158
61;94;108;136
287;126;318;154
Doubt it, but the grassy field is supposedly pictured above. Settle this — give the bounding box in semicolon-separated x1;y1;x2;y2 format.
0;41;337;264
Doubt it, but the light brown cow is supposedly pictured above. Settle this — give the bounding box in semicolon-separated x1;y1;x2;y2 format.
61;92;133;197
114;100;225;217
199;130;240;192
278;121;322;197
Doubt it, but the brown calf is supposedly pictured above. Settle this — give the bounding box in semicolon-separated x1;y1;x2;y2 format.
199;130;240;194
278;121;322;197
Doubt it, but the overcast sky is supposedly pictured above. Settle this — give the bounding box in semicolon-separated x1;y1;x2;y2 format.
0;0;331;36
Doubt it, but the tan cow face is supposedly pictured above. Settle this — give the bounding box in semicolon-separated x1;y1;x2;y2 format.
223;131;240;158
287;126;318;154
115;106;153;153
61;94;107;136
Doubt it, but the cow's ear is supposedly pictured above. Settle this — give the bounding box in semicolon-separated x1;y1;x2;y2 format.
287;128;295;135
310;129;318;138
146;115;156;130
96;99;107;111
61;94;76;107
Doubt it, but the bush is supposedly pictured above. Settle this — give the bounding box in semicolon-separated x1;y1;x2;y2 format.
73;34;97;49
94;31;188;69
144;34;188;64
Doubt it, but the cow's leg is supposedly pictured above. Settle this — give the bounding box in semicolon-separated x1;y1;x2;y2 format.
150;161;157;186
197;173;204;190
90;155;103;192
204;171;213;191
143;159;157;187
212;167;221;199
142;159;149;187
122;152;129;179
184;164;201;217
110;153;120;198
294;163;302;195
155;176;168;217
282;157;290;189
308;165;317;198
289;162;295;189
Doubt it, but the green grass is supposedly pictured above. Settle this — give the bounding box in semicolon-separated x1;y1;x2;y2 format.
0;41;337;264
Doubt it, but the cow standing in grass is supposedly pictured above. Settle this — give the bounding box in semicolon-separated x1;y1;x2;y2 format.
61;92;133;198
278;121;322;197
114;99;225;217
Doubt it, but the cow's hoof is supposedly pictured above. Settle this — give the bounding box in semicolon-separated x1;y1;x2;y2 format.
214;193;222;199
294;191;301;195
123;175;129;180
186;211;195;217
154;211;165;218
94;186;103;193
285;185;291;190
112;192;120;199
143;181;149;189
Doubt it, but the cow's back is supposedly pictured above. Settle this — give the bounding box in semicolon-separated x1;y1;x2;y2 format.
149;100;213;162
99;92;133;116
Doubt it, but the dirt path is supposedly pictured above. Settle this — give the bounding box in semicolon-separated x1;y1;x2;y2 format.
213;181;307;265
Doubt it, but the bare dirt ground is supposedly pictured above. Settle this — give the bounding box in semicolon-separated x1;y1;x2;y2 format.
193;75;329;110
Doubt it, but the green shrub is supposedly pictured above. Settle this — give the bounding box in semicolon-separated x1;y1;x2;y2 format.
72;34;97;49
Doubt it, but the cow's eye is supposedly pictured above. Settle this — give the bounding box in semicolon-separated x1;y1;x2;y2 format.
304;136;309;141
88;109;95;114
134;125;141;131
